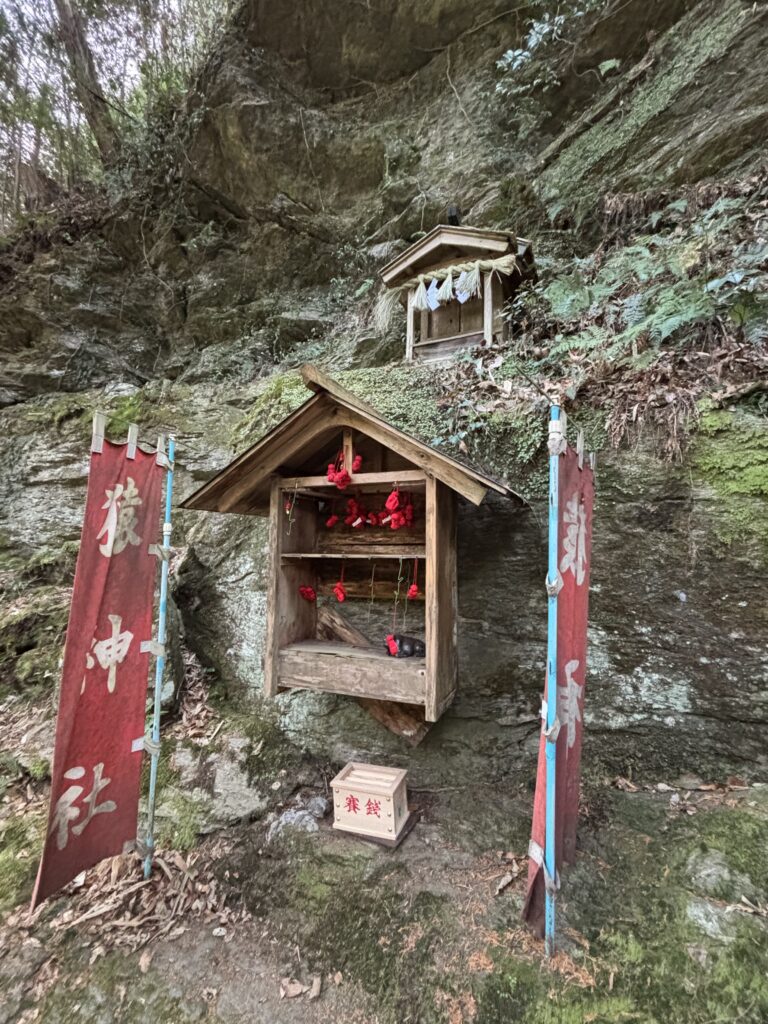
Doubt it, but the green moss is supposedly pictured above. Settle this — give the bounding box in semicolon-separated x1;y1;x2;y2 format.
541;4;746;207
22;540;80;583
26;756;50;781
38;952;204;1023
692;405;768;550
239;708;302;783
0;586;69;696
473;408;548;499
0;811;45;913
290;837;448;1022
105;393;146;436
477;792;768;1023
230;371;308;447
231;363;449;452
156;792;209;852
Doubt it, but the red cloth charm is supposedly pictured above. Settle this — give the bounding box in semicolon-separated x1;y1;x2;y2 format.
334;469;351;491
352;454;363;472
325;514;339;528
385;489;400;512
403;503;414;524
390;510;406;530
385;634;399;657
298;585;316;602
333;581;346;602
327;463;336;482
407;583;419;600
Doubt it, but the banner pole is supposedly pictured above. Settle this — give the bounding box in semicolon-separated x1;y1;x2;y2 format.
144;435;175;880
545;405;561;957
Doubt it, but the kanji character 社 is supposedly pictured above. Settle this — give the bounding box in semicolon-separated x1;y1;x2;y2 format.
82;614;134;694
560;492;587;586
557;659;583;749
50;762;117;850
97;477;142;557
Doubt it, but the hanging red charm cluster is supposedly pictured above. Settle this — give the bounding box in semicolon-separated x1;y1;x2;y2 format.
325;486;415;532
327;451;363;491
298;584;316;602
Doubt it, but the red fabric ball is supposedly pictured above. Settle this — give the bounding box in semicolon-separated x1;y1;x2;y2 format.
333;582;346;602
385;634;399;657
407;583;419;600
390;510;406;530
385;489;400;512
335;470;351;491
344;514;356;526
327;463;336;482
352;454;363;472
366;512;378;526
299;585;316;602
325;514;339;528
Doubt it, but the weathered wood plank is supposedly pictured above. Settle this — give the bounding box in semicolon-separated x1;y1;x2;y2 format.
315;610;431;744
340;409;488;506
265;487;316;698
279;641;425;704
406;289;415;361
263;478;281;697
343;428;355;472
279;470;427;489
482;271;493;345
424;478;457;721
283;547;425;560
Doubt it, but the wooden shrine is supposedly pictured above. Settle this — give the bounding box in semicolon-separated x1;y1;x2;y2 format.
379;224;535;364
181;366;517;726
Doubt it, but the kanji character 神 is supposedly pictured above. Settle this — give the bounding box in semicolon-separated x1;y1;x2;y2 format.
560;492;587;586
345;794;360;814
97;478;142;557
82;614;134;694
365;799;381;818
557;659;583;749
50;762;117;850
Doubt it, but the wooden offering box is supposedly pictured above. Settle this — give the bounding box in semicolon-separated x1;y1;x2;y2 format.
331;762;409;842
181;365;517;724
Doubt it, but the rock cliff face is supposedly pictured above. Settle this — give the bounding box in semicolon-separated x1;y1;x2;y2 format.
1;0;767;787
1;3;768;1021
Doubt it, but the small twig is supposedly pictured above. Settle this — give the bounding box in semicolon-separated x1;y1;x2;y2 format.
446;50;472;128
299;108;326;212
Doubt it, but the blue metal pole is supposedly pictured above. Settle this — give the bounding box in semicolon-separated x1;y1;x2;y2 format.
545;406;560;956
144;436;175;879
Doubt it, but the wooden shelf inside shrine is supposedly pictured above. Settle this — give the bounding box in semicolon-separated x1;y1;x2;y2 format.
279;640;426;704
180;365;518;731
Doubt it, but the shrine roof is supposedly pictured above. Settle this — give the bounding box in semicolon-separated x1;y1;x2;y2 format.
379;224;533;288
180;365;522;515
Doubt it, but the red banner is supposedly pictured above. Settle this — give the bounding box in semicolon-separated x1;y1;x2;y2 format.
32;440;163;906
523;444;594;935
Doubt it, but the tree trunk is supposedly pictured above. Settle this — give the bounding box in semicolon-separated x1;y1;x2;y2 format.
52;0;117;163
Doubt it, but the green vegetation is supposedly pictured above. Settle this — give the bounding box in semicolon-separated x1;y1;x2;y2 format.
0;811;45;913
0;585;69;696
693;406;768;550
476;791;768;1024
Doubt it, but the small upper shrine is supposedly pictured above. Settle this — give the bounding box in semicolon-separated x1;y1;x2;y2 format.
379;224;535;364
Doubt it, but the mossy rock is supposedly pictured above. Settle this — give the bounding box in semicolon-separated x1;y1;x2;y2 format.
692;405;768;553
